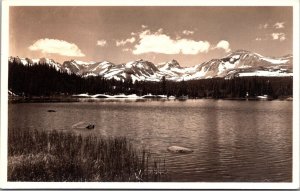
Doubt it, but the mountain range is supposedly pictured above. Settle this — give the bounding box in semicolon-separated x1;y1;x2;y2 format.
9;50;293;82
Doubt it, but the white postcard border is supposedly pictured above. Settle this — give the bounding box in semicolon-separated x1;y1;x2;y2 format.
1;0;299;189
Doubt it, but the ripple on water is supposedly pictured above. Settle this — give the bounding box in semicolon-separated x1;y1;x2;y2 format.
8;100;292;182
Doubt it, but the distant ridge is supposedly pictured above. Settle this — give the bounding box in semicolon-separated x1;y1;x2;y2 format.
9;50;293;82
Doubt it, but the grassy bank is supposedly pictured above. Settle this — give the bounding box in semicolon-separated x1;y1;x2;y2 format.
8;128;167;182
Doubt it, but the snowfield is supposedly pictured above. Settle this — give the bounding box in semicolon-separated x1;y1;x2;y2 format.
238;70;293;77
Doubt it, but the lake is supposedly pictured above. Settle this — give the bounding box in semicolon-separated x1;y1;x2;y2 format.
8;99;292;182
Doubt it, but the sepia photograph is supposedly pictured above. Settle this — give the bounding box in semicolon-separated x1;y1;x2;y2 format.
0;0;299;189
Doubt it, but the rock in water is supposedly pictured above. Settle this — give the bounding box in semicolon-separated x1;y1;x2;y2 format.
167;146;193;153
86;124;95;129
72;121;94;129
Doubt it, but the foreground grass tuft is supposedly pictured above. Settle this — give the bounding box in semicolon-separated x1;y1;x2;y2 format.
8;128;168;182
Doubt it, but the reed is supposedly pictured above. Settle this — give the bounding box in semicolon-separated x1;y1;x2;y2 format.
8;128;168;182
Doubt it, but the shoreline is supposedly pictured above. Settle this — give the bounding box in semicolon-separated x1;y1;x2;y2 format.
8;94;293;103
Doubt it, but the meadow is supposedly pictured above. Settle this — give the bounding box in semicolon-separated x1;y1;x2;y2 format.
8;128;167;182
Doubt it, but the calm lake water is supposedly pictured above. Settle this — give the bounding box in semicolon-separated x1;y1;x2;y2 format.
8;99;292;182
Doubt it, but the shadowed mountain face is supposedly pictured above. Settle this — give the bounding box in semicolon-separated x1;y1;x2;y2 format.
9;50;293;82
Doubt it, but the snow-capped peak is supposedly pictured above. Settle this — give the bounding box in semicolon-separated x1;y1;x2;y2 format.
9;50;293;82
158;59;181;70
100;61;112;65
71;60;95;65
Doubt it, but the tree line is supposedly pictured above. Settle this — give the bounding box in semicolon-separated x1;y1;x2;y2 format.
8;61;292;99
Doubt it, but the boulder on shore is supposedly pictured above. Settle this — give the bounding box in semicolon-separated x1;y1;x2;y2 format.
72;121;95;130
86;124;95;129
167;146;193;154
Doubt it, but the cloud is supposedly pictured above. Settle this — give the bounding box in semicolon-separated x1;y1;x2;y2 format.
255;34;271;41
214;40;231;53
256;22;287;41
259;22;285;30
157;28;163;33
122;48;132;52
259;23;269;29
274;22;285;29
271;33;286;41
132;29;210;55
141;25;148;29
175;34;181;40
96;40;107;47
116;37;136;46
29;38;85;57
182;30;194;35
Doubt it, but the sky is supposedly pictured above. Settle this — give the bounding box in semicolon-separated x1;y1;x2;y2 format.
9;6;292;67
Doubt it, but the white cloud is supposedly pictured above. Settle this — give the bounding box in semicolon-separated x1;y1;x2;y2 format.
214;40;231;53
182;30;194;35
271;33;286;41
141;25;148;29
122;48;132;52
255;35;269;41
116;37;136;46
28;38;85;57
132;29;210;55
259;22;285;30
175;34;181;40
259;23;269;29
96;40;107;46
256;22;287;41
274;22;285;29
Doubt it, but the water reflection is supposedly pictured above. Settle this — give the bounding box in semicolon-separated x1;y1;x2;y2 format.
8;100;292;182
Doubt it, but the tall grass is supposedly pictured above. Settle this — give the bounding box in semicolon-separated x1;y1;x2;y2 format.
8;128;168;182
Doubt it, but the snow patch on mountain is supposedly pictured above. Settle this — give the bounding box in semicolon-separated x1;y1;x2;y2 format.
238;70;293;77
9;56;63;71
9;50;293;82
260;57;289;64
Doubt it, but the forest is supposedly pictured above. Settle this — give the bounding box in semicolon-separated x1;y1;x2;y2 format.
8;61;293;99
